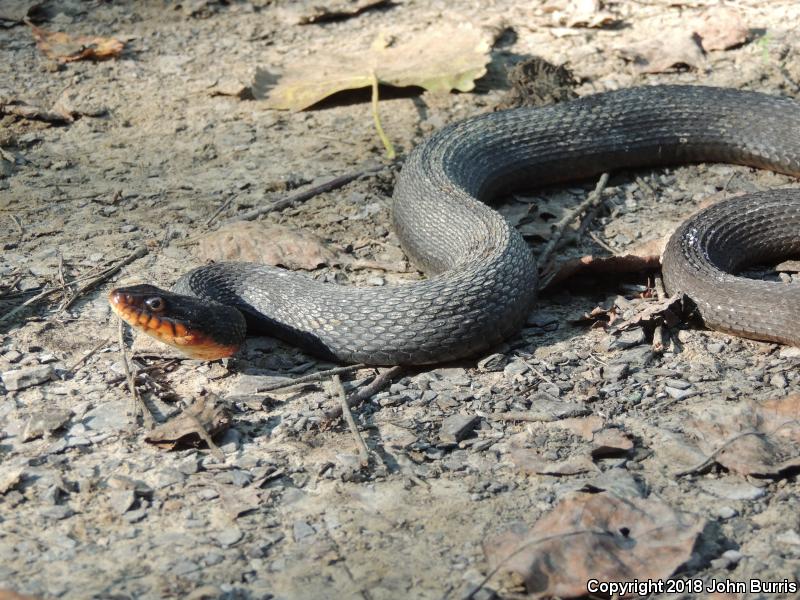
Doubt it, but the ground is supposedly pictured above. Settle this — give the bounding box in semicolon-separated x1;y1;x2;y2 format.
1;1;800;599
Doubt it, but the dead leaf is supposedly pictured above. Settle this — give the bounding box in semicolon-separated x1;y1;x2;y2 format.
694;6;749;51
145;394;230;451
196;221;336;270
541;253;661;291
510;447;597;476
548;415;604;441
618;30;706;74
27;21;124;63
681;395;800;477
590;427;634;458
484;492;704;598
255;25;491;110
219;487;262;519
0;100;73;124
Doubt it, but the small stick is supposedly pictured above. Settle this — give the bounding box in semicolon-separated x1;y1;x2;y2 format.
324;365;406;421
204;195;234;227
59;245;148;311
370;71;396;159
224;163;386;225
538;172;610;268
66;338;109;375
118;319;154;429
332;374;370;464
587;230;617;254
257;363;366;393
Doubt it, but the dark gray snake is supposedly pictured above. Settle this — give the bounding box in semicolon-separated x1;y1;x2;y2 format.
119;85;800;364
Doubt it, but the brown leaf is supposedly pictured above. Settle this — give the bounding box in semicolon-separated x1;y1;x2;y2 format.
694;6;749;51
683;395;800;477
541;252;661;291
590;427;634;458
27;21;124;63
548;415;604;441
145;394;230;450
510;447;597;476
484;492;704;598
196;221;336;270
256;25;491;110
618;30;706;74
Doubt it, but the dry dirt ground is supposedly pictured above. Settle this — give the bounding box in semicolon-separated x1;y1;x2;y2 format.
2;1;800;599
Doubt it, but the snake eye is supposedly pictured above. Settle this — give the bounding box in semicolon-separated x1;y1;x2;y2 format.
145;296;166;312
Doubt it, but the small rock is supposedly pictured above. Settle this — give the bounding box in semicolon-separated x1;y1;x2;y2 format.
503;360;529;379
715;506;738;520
22;408;73;441
611;329;645;350
664;386;694;400
721;549;742;565
707;342;726;354
109;490;136;514
664;378;691;390
700;479;765;501
770;372;788;389
775;530;800;546
83;399;129;431
292;520;315;542
603;362;629;381
2;364;55;391
440;414;480;443
215;527;244;547
477;353;507;372
778;346;800;359
40;505;73;520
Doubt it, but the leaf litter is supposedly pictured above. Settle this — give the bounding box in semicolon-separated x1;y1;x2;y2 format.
26;20;124;63
483;491;704;598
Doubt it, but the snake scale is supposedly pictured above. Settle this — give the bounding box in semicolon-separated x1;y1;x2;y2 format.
110;85;800;364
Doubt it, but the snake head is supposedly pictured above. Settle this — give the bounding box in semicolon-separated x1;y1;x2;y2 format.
108;284;246;360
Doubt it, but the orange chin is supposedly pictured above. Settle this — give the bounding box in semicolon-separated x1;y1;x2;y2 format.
109;291;239;360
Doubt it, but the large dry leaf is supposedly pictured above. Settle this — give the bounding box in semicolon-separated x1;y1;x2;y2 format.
693;6;749;51
196;221;336;270
541;252;661;291
27;21;124;63
292;0;390;25
145;394;230;450
618;30;706;74
257;25;491;110
682;395;800;477
484;492;704;598
510;447;597;476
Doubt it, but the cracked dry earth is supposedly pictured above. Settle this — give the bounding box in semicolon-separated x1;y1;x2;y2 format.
2;1;800;599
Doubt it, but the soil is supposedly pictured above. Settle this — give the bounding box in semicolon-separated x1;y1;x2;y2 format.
1;1;800;599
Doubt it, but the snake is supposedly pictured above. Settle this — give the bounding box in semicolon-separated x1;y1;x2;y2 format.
109;85;800;365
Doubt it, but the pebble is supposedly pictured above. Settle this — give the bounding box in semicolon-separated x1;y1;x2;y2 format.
292;521;315;542
664;386;694;400
109;490;136;515
664;378;691;390
22;408;73;441
439;414;480;443
603;363;629;381
83;399;130;431
717;506;739;521
2;364;55;391
41;505;73;520
215;527;244;547
770;372;788;389
701;479;765;501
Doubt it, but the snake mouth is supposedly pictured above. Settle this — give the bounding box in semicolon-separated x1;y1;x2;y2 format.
108;286;241;360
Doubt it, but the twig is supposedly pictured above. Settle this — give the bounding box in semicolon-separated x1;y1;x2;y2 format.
674;431;766;477
223;163;386;225
118;319;155;429
587;230;617;254
332;374;370;464
538;172;610;269
324;365;406;421
370;71;396;159
205;195;234;227
59;245;148;311
66;338;109;375
257;363;367;393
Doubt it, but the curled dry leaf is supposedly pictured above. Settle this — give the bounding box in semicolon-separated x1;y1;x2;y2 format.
196;221;336;270
693;6;749;51
618;30;706;74
293;0;390;25
510;447;597;476
27;21;124;63
255;25;491;111
682;394;800;477
484;492;704;598
145;394;230;451
541;252;661;291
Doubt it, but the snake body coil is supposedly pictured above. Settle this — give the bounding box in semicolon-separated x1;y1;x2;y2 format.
112;86;800;364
